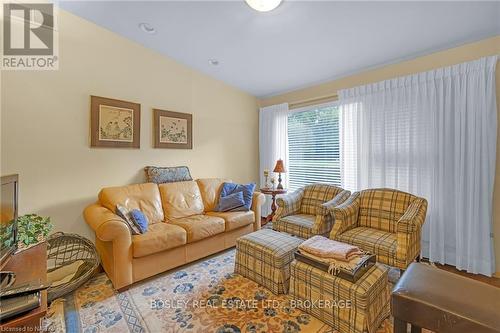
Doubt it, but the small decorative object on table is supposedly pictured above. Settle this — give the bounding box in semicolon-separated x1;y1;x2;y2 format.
270;177;276;189
16;214;53;252
273;159;286;189
263;169;270;188
260;187;287;225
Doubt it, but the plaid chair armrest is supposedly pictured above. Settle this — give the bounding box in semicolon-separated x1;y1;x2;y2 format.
273;189;304;221
318;190;351;216
396;198;428;234
329;192;360;239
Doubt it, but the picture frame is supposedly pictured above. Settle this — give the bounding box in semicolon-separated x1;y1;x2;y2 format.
153;109;193;149
90;96;140;148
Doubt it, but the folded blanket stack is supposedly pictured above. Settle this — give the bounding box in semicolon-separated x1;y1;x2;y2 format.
298;235;365;274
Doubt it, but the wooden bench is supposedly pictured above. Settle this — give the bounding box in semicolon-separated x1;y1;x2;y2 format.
391;263;500;333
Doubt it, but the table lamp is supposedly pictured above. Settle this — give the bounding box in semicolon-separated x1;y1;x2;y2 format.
273;159;286;189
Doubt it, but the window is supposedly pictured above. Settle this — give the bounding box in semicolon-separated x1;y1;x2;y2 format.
287;103;340;191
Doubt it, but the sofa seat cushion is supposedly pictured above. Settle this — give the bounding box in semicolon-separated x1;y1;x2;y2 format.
206;211;254;231
273;214;316;239
132;222;187;258
171;215;225;243
159;181;204;220
336;227;397;265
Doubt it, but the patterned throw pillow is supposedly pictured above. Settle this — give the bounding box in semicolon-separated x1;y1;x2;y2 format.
115;204;141;235
214;191;246;212
144;166;193;184
216;182;256;212
129;209;149;233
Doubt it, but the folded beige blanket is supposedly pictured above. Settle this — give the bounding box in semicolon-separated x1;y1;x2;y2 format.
298;250;363;274
299;235;363;262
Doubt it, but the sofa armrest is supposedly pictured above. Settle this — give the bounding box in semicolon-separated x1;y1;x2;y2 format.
251;192;265;231
329;192;360;239
273;189;304;222
83;203;133;289
318;190;351;216
396;198;428;234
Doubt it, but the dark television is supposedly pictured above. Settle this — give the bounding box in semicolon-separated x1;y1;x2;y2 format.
0;174;18;268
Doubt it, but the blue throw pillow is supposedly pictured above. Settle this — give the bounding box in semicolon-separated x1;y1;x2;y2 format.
215;191;246;212
115;204;141;235
218;182;256;212
129;209;149;233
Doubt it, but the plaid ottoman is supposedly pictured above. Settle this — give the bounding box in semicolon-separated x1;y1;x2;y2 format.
289;261;390;333
235;229;303;294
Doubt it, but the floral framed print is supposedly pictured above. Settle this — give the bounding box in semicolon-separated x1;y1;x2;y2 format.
90;96;140;148
153;109;192;149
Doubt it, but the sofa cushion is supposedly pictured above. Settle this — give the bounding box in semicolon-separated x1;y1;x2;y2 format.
171;215;225;243
359;189;414;233
196;178;231;212
99;183;164;224
132;222;187;258
159;181;204;220
206;211;254;231
335;226;397;264
273;214;316;239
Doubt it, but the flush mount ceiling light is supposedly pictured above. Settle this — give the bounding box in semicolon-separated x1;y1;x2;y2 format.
138;22;156;34
245;0;282;12
208;59;219;66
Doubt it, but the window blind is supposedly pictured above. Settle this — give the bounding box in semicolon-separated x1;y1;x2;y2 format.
287;104;341;192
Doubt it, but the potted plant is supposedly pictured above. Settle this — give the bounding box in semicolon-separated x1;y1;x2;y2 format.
16;214;53;251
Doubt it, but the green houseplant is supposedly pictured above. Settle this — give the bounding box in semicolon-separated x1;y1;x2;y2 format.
16;214;53;250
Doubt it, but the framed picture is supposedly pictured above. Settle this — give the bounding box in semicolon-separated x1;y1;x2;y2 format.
90;96;140;148
153;109;192;149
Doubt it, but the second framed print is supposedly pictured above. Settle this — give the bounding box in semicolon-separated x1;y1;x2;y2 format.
153;109;193;149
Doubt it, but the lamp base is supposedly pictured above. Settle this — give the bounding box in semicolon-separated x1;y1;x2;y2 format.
277;173;283;189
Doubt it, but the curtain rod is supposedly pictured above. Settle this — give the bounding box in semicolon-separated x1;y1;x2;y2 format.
289;93;339;110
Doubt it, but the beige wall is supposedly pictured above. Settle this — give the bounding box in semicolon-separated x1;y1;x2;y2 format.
261;35;500;275
0;10;259;240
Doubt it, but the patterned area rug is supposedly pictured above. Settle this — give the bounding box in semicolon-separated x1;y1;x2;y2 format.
44;249;400;333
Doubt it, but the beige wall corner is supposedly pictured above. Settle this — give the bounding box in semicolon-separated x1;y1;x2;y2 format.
0;9;259;240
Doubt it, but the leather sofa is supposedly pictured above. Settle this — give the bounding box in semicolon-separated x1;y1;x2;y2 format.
84;178;265;290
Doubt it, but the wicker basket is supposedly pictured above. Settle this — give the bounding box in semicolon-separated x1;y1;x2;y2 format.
46;232;100;302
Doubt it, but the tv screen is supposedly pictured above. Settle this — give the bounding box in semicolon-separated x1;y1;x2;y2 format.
1;174;18;267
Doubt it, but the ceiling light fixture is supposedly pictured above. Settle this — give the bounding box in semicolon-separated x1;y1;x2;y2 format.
208;59;219;66
245;0;282;12
138;22;156;34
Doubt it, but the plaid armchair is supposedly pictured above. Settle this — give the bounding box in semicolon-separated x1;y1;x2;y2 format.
272;184;350;239
329;188;428;270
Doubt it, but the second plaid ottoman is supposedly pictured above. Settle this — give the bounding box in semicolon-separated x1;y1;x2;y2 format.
235;229;303;294
289;260;390;333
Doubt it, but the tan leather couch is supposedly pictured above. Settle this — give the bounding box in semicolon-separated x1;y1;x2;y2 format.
84;178;265;290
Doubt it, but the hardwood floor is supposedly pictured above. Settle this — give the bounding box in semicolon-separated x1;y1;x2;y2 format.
433;262;500;288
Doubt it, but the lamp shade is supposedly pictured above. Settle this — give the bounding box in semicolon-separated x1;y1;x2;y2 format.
273;159;286;173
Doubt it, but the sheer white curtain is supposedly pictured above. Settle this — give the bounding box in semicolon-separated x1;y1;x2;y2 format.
339;56;498;276
259;103;289;215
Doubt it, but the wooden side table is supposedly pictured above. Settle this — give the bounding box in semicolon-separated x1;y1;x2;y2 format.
0;242;47;331
260;188;287;225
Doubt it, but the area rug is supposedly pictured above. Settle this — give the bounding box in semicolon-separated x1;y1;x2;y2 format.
44;249;399;333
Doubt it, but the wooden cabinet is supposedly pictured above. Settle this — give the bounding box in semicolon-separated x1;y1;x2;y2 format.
0;243;47;330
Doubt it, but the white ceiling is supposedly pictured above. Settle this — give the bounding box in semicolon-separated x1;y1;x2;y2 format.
60;1;500;98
